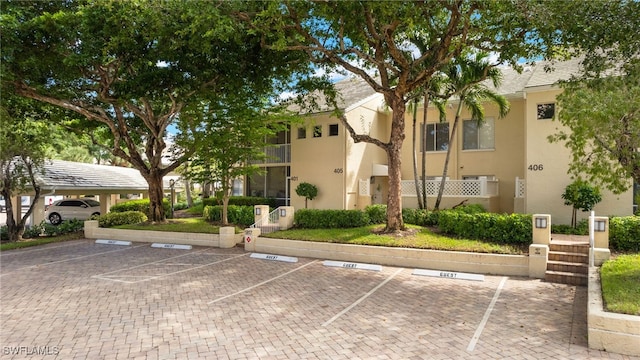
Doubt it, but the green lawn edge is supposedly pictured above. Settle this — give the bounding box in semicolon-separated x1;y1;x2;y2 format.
600;254;640;316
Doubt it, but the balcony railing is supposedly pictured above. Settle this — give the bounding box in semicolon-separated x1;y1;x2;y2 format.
401;178;499;197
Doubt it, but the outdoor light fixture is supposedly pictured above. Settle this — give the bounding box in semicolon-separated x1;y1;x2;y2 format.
280;208;287;217
535;217;548;229
594;220;606;232
255;208;261;215
169;179;175;188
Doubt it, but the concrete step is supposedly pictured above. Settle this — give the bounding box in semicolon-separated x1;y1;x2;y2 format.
548;251;589;264
546;260;588;274
549;242;589;254
544;270;588;286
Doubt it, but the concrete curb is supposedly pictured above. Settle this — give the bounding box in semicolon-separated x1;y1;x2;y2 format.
588;267;640;356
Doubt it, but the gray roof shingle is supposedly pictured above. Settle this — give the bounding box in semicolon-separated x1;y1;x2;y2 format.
37;160;149;191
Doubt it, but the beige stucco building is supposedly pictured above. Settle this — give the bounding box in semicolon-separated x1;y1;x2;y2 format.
246;59;635;225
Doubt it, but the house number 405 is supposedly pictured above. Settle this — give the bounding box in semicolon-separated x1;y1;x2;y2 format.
528;164;544;171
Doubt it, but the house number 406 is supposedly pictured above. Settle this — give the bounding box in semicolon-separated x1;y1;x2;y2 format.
528;164;544;171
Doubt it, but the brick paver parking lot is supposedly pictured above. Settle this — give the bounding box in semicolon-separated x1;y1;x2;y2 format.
1;239;637;359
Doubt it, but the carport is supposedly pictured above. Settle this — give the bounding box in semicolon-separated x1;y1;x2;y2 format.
8;160;155;225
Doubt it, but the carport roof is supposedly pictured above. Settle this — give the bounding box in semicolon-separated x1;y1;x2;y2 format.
37;160;149;192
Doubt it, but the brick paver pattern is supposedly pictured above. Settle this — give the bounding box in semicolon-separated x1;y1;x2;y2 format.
1;240;637;359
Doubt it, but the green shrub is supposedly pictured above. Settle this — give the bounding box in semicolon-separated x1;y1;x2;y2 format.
403;208;439;227
203;205;255;227
365;205;387;224
174;202;189;211
610;216;640;252
99;211;148;228
551;219;589;235
437;210;532;244
294;209;370;228
452;204;486;214
109;199;171;218
5;219;85;239
202;196;276;208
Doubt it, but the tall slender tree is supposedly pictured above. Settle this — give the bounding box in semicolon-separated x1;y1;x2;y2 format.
433;53;509;210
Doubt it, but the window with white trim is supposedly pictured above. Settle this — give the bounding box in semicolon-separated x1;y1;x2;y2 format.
463;118;495;150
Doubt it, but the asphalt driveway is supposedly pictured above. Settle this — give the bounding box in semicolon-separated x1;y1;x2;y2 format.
1;239;636;359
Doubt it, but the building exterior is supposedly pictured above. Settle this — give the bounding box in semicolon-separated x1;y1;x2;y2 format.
246;59;635;225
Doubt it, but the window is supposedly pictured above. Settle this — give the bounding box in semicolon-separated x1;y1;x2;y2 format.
297;127;306;139
313;125;322;138
421;123;449;152
537;103;555;120
329;124;339;136
463;118;495;150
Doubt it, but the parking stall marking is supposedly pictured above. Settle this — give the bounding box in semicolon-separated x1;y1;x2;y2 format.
92;249;247;283
207;260;318;305
466;276;508;352
0;243;148;277
322;267;404;327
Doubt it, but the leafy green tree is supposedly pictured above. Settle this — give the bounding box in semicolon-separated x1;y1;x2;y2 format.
550;65;640;194
0;97;52;241
2;1;311;222
247;1;563;231
544;0;639;194
561;180;602;228
180;101;292;225
295;182;318;209
433;53;509;210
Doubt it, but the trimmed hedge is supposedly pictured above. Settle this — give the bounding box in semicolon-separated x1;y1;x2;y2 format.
402;208;440;227
202;196;276;208
109;199;171;218
294;209;370;229
437;211;532;244
99;211;148;228
203;205;255;227
610;216;640;252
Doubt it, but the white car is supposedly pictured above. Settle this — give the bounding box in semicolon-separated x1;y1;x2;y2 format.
45;198;101;225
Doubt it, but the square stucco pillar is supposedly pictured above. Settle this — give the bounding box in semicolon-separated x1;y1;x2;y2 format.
278;206;294;230
529;214;550;278
532;214;551;245
254;205;269;225
592;216;610;266
529;244;549;278
243;227;261;252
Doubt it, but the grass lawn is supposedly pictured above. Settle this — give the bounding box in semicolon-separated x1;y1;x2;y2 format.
263;224;527;255
114;217;241;233
0;231;85;251
600;254;640;316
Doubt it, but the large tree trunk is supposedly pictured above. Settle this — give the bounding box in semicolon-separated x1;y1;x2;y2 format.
144;171;166;223
385;99;406;232
185;178;194;208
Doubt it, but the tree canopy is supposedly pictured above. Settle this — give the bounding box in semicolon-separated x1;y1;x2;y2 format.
246;1;564;231
545;0;640;193
2;0;313;222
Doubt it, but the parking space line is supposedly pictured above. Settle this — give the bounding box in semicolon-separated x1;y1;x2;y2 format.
0;244;148;276
93;248;213;277
466;276;508;352
92;249;245;283
137;253;248;283
208;260;318;305
322;268;404;327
